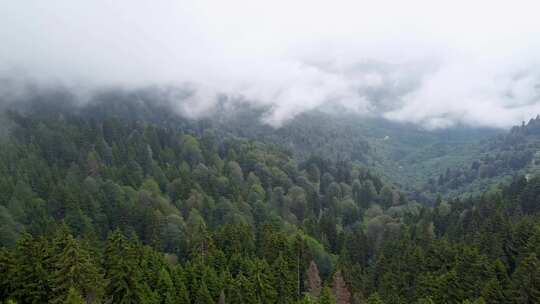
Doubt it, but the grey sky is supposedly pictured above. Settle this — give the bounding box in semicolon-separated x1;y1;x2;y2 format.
1;0;540;128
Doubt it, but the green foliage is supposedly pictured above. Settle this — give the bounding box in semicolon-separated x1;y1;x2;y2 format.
511;253;540;303
63;287;85;304
320;287;336;304
50;231;104;303
1;104;540;304
367;292;384;304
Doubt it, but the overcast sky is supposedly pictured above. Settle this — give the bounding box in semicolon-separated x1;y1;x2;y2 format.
1;0;540;128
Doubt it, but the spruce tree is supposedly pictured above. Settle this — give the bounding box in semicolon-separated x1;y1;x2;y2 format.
103;230;153;304
11;234;52;304
171;267;190;304
63;287;85;304
156;268;177;304
50;234;104;304
194;281;214;304
251;260;277;304
272;254;296;304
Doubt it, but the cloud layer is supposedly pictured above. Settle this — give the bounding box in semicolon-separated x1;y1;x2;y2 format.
1;0;540;128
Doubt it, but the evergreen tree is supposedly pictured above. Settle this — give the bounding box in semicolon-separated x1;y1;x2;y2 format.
156;268;177;304
63;287;85;304
320;287;337;304
103;230;153;304
367;292;384;304
273;254;297;304
50;233;104;304
11;234;52;304
194;281;214;304
171;267;190;304
511;253;540;303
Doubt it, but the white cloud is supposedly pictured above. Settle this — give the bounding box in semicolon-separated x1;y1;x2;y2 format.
1;0;540;128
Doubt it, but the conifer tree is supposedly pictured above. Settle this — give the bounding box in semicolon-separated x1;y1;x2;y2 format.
194;281;214;304
251;260;277;304
367;292;384;304
11;234;52;304
171;267;190;304
511;253;540;303
235;273;258;304
272;254;296;304
0;248;14;300
63;287;85;304
320;287;337;304
103;230;153;304
156;268;177;304
50;233;104;304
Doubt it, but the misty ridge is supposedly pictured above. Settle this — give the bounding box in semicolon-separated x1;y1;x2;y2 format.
1;69;540;131
2;1;540;130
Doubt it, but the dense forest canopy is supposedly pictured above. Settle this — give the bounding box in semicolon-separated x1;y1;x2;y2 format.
0;94;539;304
2;0;540;303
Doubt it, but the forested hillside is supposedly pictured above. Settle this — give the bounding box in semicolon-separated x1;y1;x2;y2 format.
0;100;540;304
430;116;540;196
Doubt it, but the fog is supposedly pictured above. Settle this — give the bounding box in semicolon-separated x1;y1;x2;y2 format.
1;0;540;128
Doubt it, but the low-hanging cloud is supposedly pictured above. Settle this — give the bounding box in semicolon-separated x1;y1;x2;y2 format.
1;0;540;128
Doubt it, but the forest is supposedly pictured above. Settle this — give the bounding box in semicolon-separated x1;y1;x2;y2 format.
0;97;539;304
